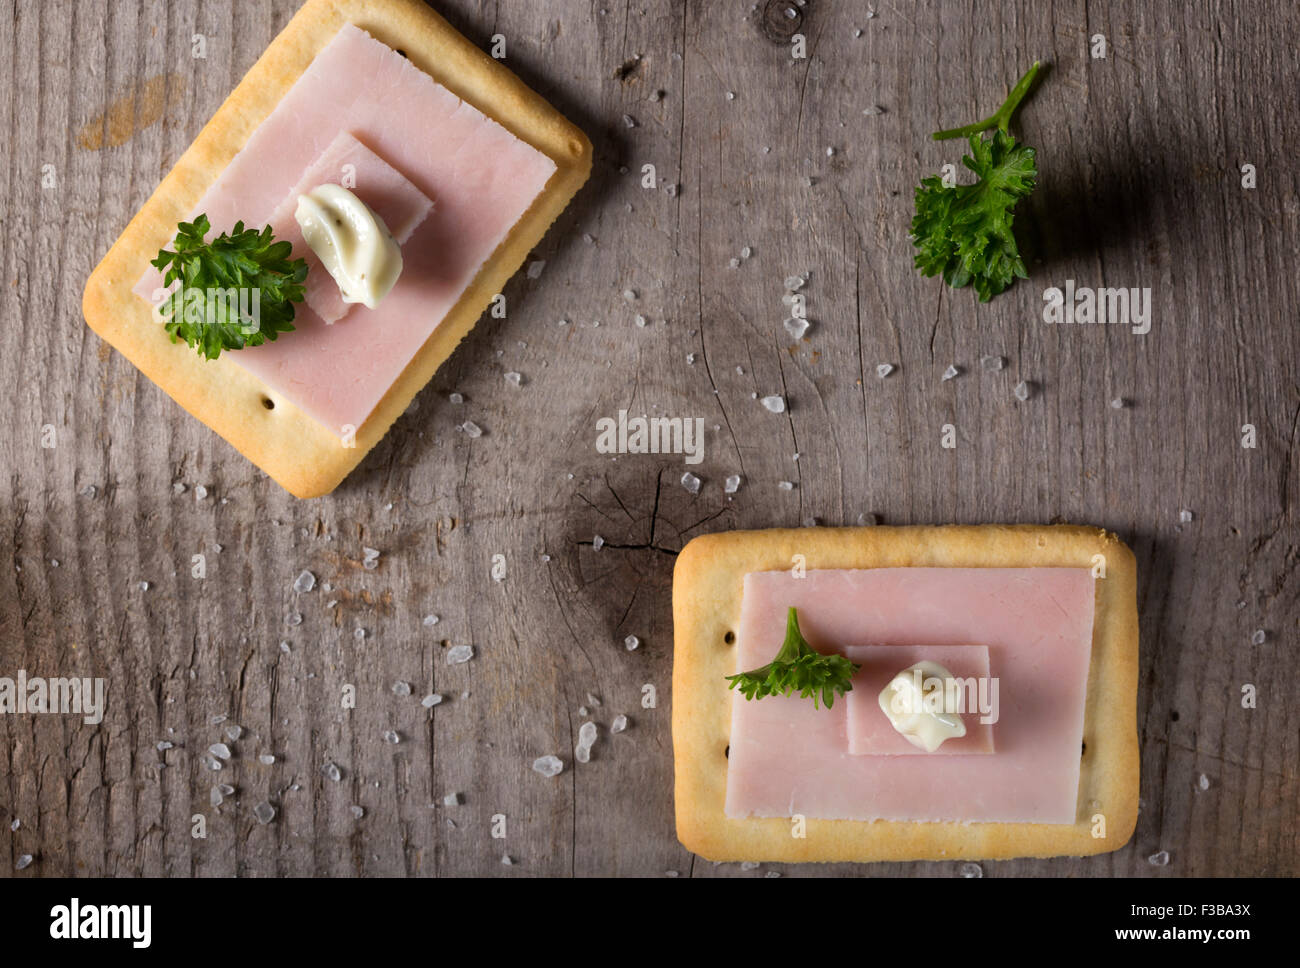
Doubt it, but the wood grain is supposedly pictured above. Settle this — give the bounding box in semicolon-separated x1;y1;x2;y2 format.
0;0;1296;877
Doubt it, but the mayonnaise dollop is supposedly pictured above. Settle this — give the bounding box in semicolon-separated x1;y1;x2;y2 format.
878;660;968;752
294;184;402;310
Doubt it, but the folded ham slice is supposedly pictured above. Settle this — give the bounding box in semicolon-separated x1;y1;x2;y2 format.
724;568;1095;824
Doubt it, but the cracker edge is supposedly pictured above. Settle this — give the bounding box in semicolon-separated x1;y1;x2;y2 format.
81;0;592;498
671;524;1140;863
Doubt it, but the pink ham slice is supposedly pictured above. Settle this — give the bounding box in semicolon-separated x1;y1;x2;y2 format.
134;23;557;433
843;644;994;755
724;568;1095;824
264;131;434;325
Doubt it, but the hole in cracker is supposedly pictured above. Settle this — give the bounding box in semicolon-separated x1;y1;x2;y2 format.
724;630;735;645
260;396;275;410
1081;740;1087;757
1169;710;1180;722
395;49;408;59
724;745;730;759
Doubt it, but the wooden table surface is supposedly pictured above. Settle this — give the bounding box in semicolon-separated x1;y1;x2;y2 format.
1;0;1296;878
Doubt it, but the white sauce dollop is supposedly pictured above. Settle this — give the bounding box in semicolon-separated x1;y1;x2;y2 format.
878;660;968;752
294;184;402;310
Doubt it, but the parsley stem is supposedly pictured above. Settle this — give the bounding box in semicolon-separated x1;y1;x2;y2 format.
931;61;1041;141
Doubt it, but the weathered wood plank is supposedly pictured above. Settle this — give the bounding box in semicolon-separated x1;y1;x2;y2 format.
0;0;1295;878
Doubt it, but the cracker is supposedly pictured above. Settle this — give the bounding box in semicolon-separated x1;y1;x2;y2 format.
672;524;1140;862
82;0;591;498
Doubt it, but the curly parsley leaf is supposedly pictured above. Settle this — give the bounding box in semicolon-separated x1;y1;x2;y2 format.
150;214;308;360
725;607;860;711
911;62;1042;302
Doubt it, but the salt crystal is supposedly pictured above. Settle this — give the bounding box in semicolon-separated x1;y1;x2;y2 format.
577;705;589;717
15;854;33;870
959;862;984;878
578;722;597;746
784;275;805;290
279;641;291;653
726;91;735;100
1111;397;1127;409
592;535;605;551
1147;850;1170;867
635;314;647;328
664;869;679;877
532;755;564;777
501;854;514;865
526;260;545;279
259;754;275;765
586;693;602;707
447;644;474;664
383;730;401;744
681;472;701;494
461;420;483;438
210;787;224;807
423;614;440;627
194;485;208;500
392;681;412;696
724;474;742;494
741;861;760;871
1178;509;1194;523
575;744;591;764
1250;629;1266;645
353;627;367;641
209;743;231;760
442;793;461;806
172;482;185;494
765;870;781;878
611;714;628;734
504;371;523;388
322;762;341;781
778;481;795;490
10;819;19;831
139;581;150;592
825;146;835;157
224;725;242;741
980;355;1004;371
1014;380;1031;401
155;741;173;751
686;352;697;365
624;635;640;651
284;611;302;627
760;395;786;413
293;570;316;593
1196;774;1210;791
876;363;895;378
729;257;740;269
784;317;810;339
80;485;97;498
421;694;444;708
449;391;465;404
253;801;276;824
205;756;222;771
622;113;638;127
741;246;752;259
210;714;228;725
942;365;960;381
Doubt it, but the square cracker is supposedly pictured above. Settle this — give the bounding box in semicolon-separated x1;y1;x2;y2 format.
672;524;1140;863
82;0;592;499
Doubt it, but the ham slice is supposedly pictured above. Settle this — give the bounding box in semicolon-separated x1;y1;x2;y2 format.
724;568;1095;824
135;24;557;433
843;645;994;755
264;131;434;325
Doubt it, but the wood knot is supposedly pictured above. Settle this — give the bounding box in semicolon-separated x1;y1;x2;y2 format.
759;0;807;43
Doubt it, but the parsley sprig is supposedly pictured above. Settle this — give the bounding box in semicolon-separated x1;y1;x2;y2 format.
725;607;860;710
151;214;308;360
911;62;1041;302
